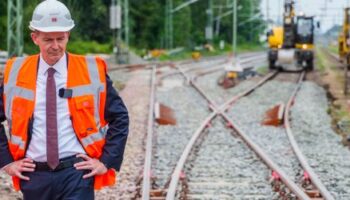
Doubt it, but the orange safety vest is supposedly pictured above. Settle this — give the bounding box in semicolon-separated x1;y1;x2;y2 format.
3;53;116;191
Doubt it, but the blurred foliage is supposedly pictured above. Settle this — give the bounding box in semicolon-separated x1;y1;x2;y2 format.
315;48;327;72
0;0;6;51
0;0;265;54
158;43;263;62
129;0;164;48
173;0;192;47
66;40;112;54
328;44;338;54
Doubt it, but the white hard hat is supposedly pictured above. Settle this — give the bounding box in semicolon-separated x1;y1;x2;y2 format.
29;0;75;32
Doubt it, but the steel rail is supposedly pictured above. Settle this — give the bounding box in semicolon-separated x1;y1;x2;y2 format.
138;52;263;198
107;56;220;72
159;60;227;80
284;71;335;200
108;51;265;72
108;53;229;71
218;112;311;200
165;68;311;200
193;55;266;78
160;53;266;80
141;65;157;200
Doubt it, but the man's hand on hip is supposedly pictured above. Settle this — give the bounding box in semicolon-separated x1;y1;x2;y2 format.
3;158;35;180
74;154;108;179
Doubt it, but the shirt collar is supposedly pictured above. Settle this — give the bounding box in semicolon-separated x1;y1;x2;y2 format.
39;53;67;76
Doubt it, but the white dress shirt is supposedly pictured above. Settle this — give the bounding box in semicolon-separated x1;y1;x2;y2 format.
26;53;85;162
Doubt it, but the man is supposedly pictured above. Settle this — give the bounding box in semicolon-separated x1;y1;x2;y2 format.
0;0;129;199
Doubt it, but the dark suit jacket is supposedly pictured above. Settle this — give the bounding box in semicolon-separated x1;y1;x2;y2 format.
0;74;129;172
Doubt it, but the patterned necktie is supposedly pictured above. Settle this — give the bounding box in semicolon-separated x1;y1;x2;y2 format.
46;67;59;169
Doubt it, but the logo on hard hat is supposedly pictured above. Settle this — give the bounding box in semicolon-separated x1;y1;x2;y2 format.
51;17;57;22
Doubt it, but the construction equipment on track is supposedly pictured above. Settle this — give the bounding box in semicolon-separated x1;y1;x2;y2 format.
339;7;350;95
267;0;316;71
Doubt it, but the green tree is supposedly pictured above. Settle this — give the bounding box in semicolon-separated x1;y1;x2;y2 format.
23;0;41;53
65;0;111;43
190;0;208;46
0;0;7;50
172;0;192;47
1;0;265;54
129;0;164;49
237;0;265;43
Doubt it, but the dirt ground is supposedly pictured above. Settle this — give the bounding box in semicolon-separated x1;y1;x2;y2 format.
309;48;350;146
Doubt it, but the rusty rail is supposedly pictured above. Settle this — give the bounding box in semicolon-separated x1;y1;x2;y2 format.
284;71;335;200
165;68;312;200
141;53;264;199
159;52;266;80
108;51;265;73
141;65;157;200
108;53;229;71
149;52;333;199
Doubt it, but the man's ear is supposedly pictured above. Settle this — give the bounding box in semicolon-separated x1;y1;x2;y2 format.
31;32;38;46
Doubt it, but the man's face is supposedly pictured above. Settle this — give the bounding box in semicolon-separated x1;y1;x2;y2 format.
31;31;69;66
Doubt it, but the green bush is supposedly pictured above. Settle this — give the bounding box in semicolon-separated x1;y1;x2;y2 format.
153;42;264;62
67;40;112;54
24;42;40;55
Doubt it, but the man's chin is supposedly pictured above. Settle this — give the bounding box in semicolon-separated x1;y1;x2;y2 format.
46;55;63;65
50;55;63;60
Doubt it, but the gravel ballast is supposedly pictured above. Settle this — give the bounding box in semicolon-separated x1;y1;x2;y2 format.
291;81;350;199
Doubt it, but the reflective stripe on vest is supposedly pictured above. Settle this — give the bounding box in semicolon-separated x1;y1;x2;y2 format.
4;57;34;120
70;56;107;146
4;57;33;150
10;135;25;149
81;126;108;147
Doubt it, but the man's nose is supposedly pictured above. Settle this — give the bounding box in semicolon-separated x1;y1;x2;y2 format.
52;40;59;49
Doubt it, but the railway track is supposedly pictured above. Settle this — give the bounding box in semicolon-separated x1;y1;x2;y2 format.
135;52;336;200
293;47;350;199
137;54;269;199
108;50;350;200
225;72;333;200
104;52;266;199
164;70;333;200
